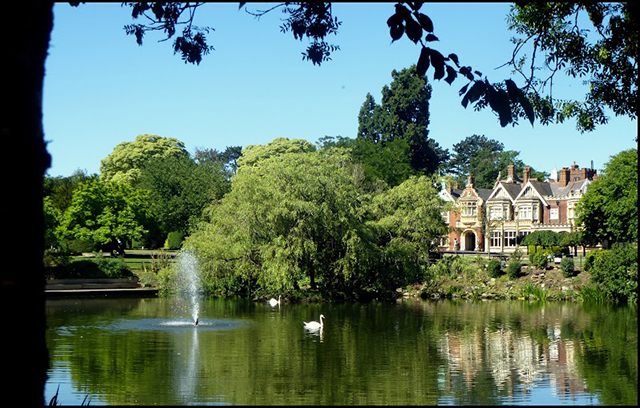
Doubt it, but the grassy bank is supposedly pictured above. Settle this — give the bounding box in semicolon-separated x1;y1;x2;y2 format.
401;254;594;302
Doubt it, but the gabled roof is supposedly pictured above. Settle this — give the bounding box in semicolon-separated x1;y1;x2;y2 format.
487;182;521;203
439;188;463;202
514;180;550;206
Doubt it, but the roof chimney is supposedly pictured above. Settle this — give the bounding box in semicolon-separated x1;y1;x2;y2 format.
507;163;515;182
467;174;475;188
558;167;570;187
523;165;531;185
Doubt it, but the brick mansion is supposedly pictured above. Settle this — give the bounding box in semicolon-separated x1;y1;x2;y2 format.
438;162;598;253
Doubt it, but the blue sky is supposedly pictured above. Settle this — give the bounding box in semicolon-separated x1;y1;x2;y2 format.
43;2;637;178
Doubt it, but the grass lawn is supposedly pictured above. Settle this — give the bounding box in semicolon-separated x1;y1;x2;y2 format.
73;249;179;274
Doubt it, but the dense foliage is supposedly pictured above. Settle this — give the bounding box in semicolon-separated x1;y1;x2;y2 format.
100;134;189;185
56;179;153;255
182;139;448;300
445;134;548;188
356;66;448;175
577;148;638;246
585;244;637;304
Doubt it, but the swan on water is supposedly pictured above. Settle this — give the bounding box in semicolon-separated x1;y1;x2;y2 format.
269;295;281;307
303;314;325;331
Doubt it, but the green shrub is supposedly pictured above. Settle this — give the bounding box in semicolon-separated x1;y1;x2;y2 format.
93;256;134;278
529;252;548;270
488;259;502;278
507;260;522;279
164;231;185;250
63;238;96;254
588;243;637;304
560;257;575;278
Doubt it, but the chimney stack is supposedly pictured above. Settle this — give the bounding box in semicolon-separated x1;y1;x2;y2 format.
523;165;531;184
558;167;570;187
507;163;515;182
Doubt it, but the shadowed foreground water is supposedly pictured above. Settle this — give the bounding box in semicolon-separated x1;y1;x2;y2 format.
45;297;637;405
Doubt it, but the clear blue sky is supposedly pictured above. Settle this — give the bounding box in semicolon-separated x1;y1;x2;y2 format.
43;2;637;178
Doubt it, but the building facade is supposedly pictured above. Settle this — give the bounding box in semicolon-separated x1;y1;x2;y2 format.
438;162;598;253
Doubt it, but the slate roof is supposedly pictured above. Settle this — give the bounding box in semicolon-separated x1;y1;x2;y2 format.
549;179;590;197
498;182;522;200
528;180;553;197
477;188;493;201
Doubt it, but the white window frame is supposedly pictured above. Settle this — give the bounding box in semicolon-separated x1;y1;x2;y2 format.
504;231;517;247
550;208;559;220
490;231;502;247
519;205;532;220
462;201;477;217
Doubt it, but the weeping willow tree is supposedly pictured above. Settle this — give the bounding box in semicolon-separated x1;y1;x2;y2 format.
181;138;448;300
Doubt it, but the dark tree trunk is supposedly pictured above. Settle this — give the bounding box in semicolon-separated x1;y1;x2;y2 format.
3;2;54;406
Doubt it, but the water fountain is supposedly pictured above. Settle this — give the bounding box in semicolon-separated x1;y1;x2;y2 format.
178;250;201;326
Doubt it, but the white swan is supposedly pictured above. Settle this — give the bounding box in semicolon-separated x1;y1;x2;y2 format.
303;314;325;331
268;295;281;307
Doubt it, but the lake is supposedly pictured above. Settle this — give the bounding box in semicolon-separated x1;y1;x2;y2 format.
45;296;637;405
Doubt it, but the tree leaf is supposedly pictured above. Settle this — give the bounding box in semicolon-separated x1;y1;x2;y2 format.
448;53;460;67
458;83;469;97
459;66;474;81
425;33;439;42
415;12;433;32
504;79;520;103
387;12;401;27
405;17;422;43
519;92;535;126
444;65;457;85
429;49;445;80
416;46;430;77
390;24;405;42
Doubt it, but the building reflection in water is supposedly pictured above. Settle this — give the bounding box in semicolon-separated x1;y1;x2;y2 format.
435;308;589;403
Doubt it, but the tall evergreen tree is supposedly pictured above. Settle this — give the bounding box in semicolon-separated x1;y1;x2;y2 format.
357;65;448;175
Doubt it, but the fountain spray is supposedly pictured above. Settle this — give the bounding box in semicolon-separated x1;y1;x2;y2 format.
178;250;201;326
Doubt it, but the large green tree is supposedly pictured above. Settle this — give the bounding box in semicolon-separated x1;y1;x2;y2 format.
577;148;638;246
357;66;448;175
57;179;153;255
237;137;317;168
43;169;98;215
194;145;243;177
317;135;414;188
445;134;548;188
138;153;231;244
100;134;189;184
368;175;449;288
184;145;372;298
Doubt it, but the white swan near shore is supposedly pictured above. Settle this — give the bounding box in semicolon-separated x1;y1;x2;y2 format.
268;295;281;307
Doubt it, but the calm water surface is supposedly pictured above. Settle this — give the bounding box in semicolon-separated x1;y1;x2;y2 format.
45;297;637;405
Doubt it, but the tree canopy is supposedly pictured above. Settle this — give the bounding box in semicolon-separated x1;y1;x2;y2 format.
114;2;636;132
183;139;448;299
56;178;153;254
138;153;231;241
577;148;638;246
445;134;548;188
100;134;189;184
356;65;448;175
